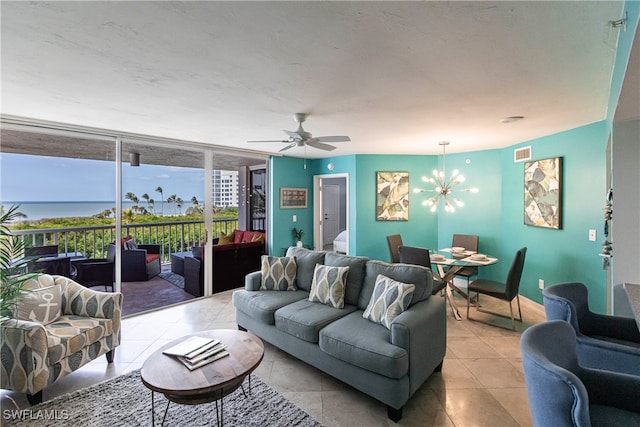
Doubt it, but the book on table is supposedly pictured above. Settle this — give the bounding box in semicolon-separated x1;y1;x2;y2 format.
162;335;229;370
162;336;220;357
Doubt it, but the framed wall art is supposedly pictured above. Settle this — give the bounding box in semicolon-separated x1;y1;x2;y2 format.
524;157;562;229
376;171;409;221
280;187;308;209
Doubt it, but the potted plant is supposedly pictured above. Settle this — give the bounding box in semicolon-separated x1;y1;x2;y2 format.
292;228;304;247
0;205;34;321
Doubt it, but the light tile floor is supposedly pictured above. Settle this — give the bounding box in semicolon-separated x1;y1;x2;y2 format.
1;290;546;426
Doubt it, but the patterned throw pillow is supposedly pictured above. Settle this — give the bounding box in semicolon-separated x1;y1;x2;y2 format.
260;256;297;291
16;285;63;325
308;264;350;308
218;231;234;245
363;274;415;329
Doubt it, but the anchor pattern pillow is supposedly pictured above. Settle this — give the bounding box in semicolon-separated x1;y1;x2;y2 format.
308;264;350;308
16;285;62;325
363;274;415;329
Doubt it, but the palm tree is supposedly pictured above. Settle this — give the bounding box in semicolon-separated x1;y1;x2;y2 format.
166;194;176;215
141;193;154;215
155;187;164;216
176;197;184;215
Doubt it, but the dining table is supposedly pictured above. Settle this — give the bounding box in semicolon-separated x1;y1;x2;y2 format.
430;248;499;320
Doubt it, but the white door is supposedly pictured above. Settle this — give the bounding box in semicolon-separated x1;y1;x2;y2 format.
322;184;341;249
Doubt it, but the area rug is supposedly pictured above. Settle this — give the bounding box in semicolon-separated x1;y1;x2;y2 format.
158;271;185;289
4;370;323;427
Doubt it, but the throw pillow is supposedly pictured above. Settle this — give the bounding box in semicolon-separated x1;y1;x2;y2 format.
250;233;264;243
125;238;138;250
308;264;350;308
218;231;234;245
16;285;63;325
260;255;297;291
363;274;415;329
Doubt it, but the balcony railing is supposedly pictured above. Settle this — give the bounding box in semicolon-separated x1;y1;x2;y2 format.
12;218;239;261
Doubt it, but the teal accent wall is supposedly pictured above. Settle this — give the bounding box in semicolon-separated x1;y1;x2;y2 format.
266;6;639;314
269;156;314;256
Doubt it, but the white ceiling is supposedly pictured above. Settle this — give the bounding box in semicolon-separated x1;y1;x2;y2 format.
0;1;629;158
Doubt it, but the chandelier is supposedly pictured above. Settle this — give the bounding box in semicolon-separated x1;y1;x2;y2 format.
414;141;478;213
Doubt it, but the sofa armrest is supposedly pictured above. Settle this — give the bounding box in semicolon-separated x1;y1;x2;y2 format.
390;295;446;391
0;320;50;394
245;271;262;291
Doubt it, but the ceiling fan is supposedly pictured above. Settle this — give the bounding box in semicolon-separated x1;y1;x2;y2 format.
248;113;351;152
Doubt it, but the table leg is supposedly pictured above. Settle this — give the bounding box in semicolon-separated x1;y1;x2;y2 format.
437;264;463;321
151;390;155;427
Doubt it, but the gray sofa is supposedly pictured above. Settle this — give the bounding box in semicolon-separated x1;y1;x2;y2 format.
232;247;447;421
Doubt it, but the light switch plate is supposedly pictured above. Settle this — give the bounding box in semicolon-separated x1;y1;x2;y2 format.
589;229;596;241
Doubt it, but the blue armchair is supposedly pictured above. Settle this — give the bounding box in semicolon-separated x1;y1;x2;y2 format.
543;282;640;376
521;320;640;427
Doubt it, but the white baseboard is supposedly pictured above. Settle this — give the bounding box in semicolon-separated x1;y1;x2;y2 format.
519;295;545;319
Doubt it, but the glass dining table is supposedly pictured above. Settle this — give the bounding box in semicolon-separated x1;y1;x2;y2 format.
430;249;499;320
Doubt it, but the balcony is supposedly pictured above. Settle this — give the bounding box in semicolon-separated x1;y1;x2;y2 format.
12;218;239;262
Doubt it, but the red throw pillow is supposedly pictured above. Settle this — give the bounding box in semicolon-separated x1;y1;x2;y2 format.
233;229;245;244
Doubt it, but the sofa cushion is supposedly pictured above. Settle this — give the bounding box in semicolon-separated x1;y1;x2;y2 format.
309;264;349;308
45;315;113;365
324;252;368;306
358;260;432;310
146;253;161;264
260;255;297;291
319;311;409;379
275;299;357;343
16;285;62;325
232;289;309;325
363;274;415;329
285;247;326;291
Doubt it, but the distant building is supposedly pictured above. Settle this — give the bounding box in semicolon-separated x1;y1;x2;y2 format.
212;170;238;207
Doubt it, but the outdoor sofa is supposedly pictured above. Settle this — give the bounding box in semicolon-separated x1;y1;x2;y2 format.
232;246;446;421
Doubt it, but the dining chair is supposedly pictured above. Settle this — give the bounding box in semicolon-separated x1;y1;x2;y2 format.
451;234;479;285
24;244;59;258
386;234;403;263
398;245;446;295
466;247;527;330
27;256;72;278
521;320;640;427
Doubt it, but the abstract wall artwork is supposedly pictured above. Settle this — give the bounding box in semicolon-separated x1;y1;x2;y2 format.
376;172;409;221
524;157;562;229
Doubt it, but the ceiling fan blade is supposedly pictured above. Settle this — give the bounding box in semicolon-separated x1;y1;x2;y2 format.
279;142;297;152
283;129;302;140
247;140;289;143
314;136;351;143
306;141;337;151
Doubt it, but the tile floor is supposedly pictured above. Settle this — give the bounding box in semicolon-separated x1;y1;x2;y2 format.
1;290;546;426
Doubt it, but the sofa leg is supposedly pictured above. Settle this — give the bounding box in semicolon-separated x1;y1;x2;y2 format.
27;391;43;405
105;349;115;363
237;325;247;332
434;360;444;372
387;405;403;422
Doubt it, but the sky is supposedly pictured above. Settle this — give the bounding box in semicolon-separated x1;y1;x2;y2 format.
0;153;205;202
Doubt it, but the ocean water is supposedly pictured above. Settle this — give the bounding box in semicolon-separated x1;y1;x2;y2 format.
2;201;140;220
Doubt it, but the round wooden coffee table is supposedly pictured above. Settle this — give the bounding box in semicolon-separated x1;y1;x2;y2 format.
141;329;264;426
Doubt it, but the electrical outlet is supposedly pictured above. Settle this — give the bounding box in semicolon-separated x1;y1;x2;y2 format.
293;215;297;222
589;229;596;241
539;279;544;290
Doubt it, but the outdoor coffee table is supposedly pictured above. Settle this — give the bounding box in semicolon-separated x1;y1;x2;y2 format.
141;329;264;426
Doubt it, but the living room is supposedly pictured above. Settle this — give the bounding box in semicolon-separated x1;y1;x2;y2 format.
1;2;639;426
